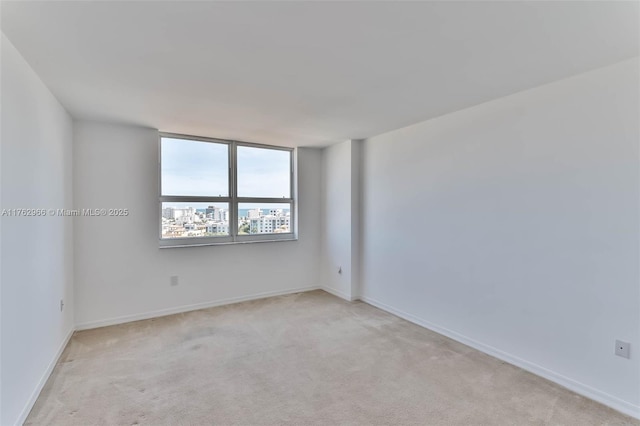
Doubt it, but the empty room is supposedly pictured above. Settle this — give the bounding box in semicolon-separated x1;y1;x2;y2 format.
1;1;639;425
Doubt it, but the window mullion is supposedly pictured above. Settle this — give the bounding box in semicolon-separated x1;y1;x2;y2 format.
230;141;238;242
236;197;293;203
160;196;231;203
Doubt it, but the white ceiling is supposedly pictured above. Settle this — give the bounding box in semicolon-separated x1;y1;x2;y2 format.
2;1;638;147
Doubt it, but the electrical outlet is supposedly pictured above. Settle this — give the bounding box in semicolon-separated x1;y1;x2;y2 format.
170;275;179;286
615;340;630;359
60;299;64;312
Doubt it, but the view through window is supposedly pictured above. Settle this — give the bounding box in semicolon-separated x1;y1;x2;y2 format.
160;135;294;245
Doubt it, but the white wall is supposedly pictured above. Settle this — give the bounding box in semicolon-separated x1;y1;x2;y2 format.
1;34;75;426
73;122;322;328
320;140;361;300
321;141;352;299
359;58;640;417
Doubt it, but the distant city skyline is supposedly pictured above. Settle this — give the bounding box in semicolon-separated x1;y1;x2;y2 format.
161;203;291;238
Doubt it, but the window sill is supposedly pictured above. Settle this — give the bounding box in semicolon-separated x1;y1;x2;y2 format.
159;236;298;249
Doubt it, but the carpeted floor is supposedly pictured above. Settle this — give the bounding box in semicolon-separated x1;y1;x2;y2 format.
26;290;637;425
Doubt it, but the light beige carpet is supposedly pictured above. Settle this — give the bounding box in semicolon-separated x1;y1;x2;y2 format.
26;290;637;425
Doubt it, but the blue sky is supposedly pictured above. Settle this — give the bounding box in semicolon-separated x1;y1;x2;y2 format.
161;138;229;196
161;138;291;208
237;145;290;197
161;137;290;198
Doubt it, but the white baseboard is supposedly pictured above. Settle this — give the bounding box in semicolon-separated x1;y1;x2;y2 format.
321;286;356;302
75;286;321;331
360;295;640;420
15;327;74;426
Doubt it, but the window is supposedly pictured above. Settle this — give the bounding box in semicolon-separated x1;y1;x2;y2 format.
159;133;295;247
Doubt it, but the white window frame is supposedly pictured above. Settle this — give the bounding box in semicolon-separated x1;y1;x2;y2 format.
159;132;296;248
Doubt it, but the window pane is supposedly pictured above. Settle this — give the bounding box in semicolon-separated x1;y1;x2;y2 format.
237;146;290;198
162;202;229;238
161;137;228;196
238;203;291;235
